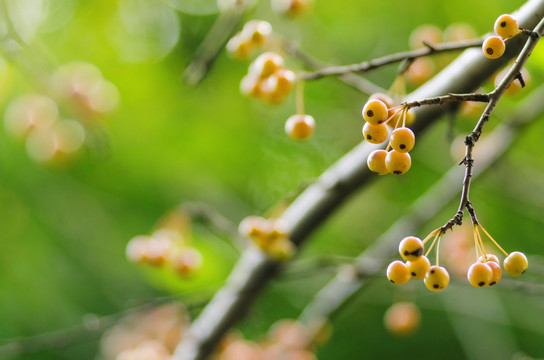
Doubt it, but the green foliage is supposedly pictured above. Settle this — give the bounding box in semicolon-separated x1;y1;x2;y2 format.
0;0;544;359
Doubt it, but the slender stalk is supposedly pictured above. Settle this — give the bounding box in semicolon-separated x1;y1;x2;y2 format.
301;38;484;80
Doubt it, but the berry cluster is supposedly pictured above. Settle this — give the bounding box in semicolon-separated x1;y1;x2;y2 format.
240;52;296;104
100;303;188;360
271;0;313;17
4;94;85;164
387;223;528;292
226;20;273;60
285;114;315;140
239;216;295;260
482;14;520;60
3;62;119;165
126;228;203;276
214;319;323;360
362;94;416;175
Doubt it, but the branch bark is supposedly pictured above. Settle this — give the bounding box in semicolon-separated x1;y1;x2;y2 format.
173;1;544;359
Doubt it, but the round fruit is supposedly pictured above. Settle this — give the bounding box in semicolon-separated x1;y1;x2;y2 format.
494;14;519;39
482;36;505;59
369;93;395;109
503;251;528;276
409;24;442;50
250;52;284;79
383;302;421;336
386;261;411;285
285;114;315;140
367;149;388;175
362;99;388;125
478;253;500;264
424;266;450;291
399;236;424;261
467;262;493;287
406;255;431;279
385;150;411;175
487;261;502;286
242;20;272;47
390;127;415;153
362;122;388;144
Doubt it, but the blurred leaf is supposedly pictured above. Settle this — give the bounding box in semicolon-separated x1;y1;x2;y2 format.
4;0;48;43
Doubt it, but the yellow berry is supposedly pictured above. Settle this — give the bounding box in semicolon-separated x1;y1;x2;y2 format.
405;109;416;126
261;69;296;103
362;122;389;144
409;24;442;50
383;302;421;336
369;93;395;109
398;236;424;261
367;149;389;175
406;255;431;279
494;14;519;39
424;266;450;291
405;57;435;86
487;261;502;286
482;36;505;59
362;99;388;125
444;23;477;42
503;251;528;276
240;74;262;97
285;114;315;140
271;0;313;16
385;150;411;175
467;262;493;287
478;253;500;264
390;127;415;153
250;52;284;79
386;261;411;285
242;20;272;47
226;36;252;59
267;237;295;261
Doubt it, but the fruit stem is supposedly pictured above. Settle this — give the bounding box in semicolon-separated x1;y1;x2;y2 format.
478;224;509;257
296;80;305;114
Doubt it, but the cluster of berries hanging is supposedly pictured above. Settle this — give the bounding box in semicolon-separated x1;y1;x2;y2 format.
240;52;296;104
227;18;319;141
387;223;528;292
100;303;188;360
214;319;326;360
227;20;273;60
239;216;295;260
126;228;203;276
482;14;521;59
3;62;119;164
362;95;416;175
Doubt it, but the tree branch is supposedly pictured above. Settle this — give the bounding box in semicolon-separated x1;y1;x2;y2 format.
172;1;544;359
301;38;484;80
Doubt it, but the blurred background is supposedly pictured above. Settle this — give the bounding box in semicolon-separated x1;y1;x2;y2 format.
1;0;544;359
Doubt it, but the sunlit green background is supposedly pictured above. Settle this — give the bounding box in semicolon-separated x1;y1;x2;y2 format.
1;0;544;359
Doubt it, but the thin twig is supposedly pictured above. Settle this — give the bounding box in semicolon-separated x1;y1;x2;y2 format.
283;40;387;95
441;16;544;233
177;202;246;252
301;38;484;80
